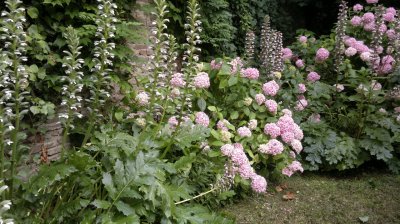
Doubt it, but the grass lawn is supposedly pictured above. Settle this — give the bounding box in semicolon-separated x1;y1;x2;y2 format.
222;169;400;224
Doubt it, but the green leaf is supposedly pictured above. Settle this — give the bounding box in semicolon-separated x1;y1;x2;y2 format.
208;106;217;112
91;200;111;209
27;7;39;19
115;201;135;216
102;173;117;199
115;111;123;122
197;98;207;111
30;106;41;115
228;76;238;86
230;111;239;120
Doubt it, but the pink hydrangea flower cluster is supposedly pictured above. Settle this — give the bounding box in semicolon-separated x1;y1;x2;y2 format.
237;126;252;137
136;92;149;106
168;116;179;128
282;161;304;177
193;72;210;88
258;139;284;155
386;29;396;40
262;80;280;96
362;12;375;24
298;83;307;93
345;47;357;57
265;99;278;114
309;113;321;123
170;73;186;88
371;80;382;91
241;68;260;80
195;112;209;127
217;119;229;131
295;98;308;111
282;48;293;61
315;48;330;62
376;55;395;75
251;175;268;193
264;123;281;139
366;0;378;4
353;4;363;11
229;57;243;74
299;35;307;43
351;16;362;26
255;93;266;105
221;143;267;193
248;119;258;130
307;71;320;83
295;59;305;68
210;59;222;70
277;114;304;142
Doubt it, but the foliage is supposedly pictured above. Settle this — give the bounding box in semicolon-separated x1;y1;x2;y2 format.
279;2;400;172
0;180;13;224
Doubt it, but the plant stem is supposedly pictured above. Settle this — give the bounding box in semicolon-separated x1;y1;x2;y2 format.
175;187;217;205
9;44;21;199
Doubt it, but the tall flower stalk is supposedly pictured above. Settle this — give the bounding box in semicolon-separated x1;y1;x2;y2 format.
147;0;169;121
60;26;84;153
82;0;117;146
0;51;11;180
333;0;348;76
1;0;29;198
179;0;202;121
260;15;283;76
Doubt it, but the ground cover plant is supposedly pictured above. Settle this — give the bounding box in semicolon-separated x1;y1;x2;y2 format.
0;0;399;223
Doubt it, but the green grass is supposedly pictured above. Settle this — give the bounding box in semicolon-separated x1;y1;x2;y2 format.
222;170;400;224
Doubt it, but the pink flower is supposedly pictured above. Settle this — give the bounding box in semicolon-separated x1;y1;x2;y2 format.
386;7;397;15
265;99;278;114
282;161;304;177
262;80;280;96
363;22;375;32
136;92;149;106
264;123;281;138
229;57;243;74
334;84;345;92
383;13;395;22
295;59;305;68
366;0;378;4
282;48;293;60
277;115;295;133
241;68;259;80
170;73;186;88
237;126;252;137
295;99;308;111
309;113;321;123
210;60;222;70
281;132;295;144
195;112;209;127
360;52;372;62
345;47;357;57
291;139;303;154
362;12;375;23
378;55;395;74
394;107;400;113
293;125;304;140
353;4;363;11
351;16;362;26
354;41;370;53
299;35;307;43
251;175;267;193
386;29;396;40
260;139;284;155
298;83;307;93
307;71;320;83
282;109;293;117
217;119;229;131
221;144;234;156
248;119;258;130
255;93;266;105
193;72;210;88
239;163;255;180
375;76;387;89
231;150;248;166
168;116;179;127
344;37;357;47
378;24;387;33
